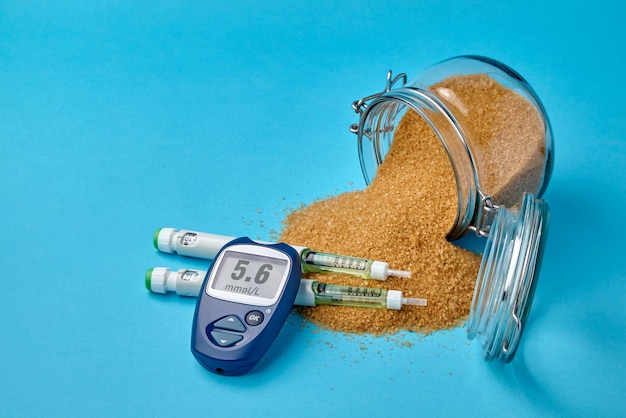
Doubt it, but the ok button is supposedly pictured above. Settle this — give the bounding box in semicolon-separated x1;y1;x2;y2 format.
245;310;264;326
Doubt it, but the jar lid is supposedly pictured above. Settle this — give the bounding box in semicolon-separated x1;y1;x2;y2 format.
466;193;550;362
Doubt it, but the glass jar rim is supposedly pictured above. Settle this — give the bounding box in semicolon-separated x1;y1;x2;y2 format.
356;86;482;241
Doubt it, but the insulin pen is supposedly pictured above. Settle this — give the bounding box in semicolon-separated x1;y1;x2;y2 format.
146;267;426;310
154;228;411;281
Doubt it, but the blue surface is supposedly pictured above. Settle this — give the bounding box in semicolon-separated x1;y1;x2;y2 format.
1;1;625;417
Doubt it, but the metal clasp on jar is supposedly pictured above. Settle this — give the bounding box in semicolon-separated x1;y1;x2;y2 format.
470;195;500;237
349;70;407;134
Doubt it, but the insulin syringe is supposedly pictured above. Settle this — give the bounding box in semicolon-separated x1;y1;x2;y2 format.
146;267;426;310
154;228;411;281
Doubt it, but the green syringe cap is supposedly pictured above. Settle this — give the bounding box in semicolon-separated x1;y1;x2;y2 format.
145;268;153;291
152;229;162;249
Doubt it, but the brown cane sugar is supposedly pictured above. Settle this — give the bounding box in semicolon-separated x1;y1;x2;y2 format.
279;73;545;335
430;74;546;207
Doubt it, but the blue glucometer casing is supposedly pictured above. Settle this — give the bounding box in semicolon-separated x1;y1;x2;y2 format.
191;237;301;376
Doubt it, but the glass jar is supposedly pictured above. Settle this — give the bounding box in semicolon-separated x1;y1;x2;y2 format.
350;55;553;362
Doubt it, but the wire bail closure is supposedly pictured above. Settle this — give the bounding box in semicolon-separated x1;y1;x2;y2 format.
470;195;500;238
350;71;407;134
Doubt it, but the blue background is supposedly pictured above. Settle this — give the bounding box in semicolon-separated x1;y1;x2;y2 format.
1;1;624;417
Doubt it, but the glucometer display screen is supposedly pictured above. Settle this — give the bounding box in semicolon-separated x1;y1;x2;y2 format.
211;250;288;300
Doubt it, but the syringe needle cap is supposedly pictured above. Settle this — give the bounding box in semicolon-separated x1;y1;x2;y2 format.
403;297;427;307
388;268;411;278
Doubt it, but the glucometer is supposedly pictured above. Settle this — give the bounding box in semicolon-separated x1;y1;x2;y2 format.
191;237;302;376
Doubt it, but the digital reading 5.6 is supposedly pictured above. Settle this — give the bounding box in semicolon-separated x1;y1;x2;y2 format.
210;251;288;300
